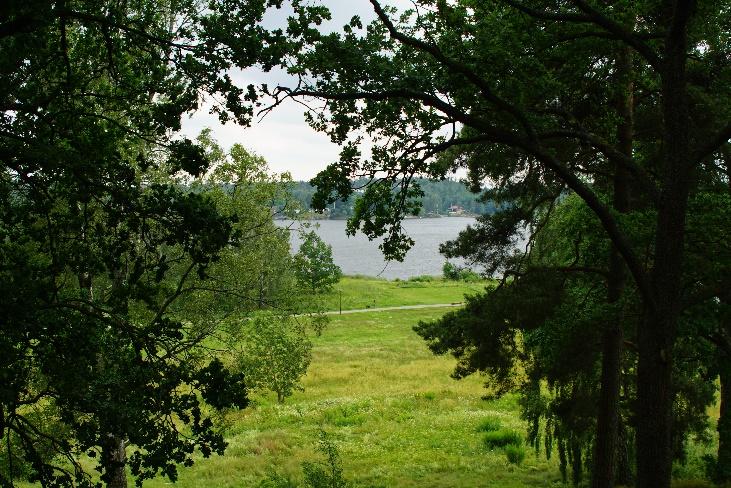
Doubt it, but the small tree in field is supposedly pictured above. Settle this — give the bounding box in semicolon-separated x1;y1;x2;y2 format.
238;313;312;403
294;230;342;293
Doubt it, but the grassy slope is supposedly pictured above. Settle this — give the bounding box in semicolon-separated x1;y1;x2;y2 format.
318;276;490;311
145;305;561;488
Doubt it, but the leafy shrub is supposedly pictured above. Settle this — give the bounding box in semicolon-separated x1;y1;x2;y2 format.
483;429;523;449
408;274;435;282
458;269;481;282
442;261;462;280
504;443;526;465
476;417;502;433
442;261;480;281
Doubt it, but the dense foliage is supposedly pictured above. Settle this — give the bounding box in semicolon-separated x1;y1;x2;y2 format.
3;0;731;487
293;230;342;294
203;1;731;487
0;2;304;486
236;313;312;404
288;179;496;218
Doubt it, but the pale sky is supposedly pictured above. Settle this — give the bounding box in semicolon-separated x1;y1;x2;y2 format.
181;0;413;181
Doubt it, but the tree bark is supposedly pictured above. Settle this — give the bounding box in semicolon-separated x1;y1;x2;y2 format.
592;46;632;488
636;8;692;486
615;417;633;486
103;436;128;488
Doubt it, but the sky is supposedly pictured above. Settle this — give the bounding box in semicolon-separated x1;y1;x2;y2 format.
181;0;412;181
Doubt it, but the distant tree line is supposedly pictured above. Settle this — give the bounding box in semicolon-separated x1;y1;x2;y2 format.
288;179;496;218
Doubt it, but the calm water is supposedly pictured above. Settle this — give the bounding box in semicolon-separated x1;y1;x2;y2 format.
276;217;478;279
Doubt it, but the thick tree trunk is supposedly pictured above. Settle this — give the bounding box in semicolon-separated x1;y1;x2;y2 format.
615;417;633;486
594;320;623;487
636;13;692;486
592;47;632;488
105;269;129;488
104;436;128;488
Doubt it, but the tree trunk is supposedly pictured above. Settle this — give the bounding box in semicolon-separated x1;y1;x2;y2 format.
592;46;632;488
636;13;692;486
594;321;623;487
104;436;128;488
615;417;633;486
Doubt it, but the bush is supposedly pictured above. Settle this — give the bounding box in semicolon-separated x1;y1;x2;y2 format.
458;269;481;282
442;261;462;280
408;274;435;282
476;417;502;433
504;443;526;465
442;261;480;281
483;429;523;449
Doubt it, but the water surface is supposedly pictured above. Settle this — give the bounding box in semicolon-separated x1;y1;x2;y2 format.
276;217;477;279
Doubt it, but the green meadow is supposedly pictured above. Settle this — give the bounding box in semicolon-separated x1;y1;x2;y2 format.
29;277;714;487
318;276;489;311
136;276;715;487
143;277;566;488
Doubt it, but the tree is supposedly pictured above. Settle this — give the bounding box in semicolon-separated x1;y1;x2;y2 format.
419;192;720;484
0;2;284;486
293;230;342;294
210;2;731;486
237;312;312;404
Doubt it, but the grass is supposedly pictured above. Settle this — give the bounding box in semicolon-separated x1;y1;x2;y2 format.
476;417;503;433
504;444;527;465
142;306;561;488
18;277;716;487
317;275;491;312
483;430;524;450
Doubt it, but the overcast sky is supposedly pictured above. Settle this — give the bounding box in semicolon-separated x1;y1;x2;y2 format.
181;1;414;181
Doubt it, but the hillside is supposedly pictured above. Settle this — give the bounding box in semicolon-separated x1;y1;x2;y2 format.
288;179;495;219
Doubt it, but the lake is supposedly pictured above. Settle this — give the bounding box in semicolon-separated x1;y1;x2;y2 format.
276;217;478;279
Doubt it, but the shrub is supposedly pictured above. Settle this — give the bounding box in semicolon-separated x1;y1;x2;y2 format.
443;261;480;281
483;429;523;449
504;443;526;465
442;261;462;280
408;274;435;282
458;269;481;282
476;417;502;433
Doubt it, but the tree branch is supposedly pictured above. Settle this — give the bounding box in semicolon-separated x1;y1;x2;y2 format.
569;0;661;68
369;0;536;138
538;129;660;203
693;123;731;167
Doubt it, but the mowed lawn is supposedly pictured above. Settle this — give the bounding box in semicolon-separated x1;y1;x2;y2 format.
318;276;490;311
145;306;562;488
